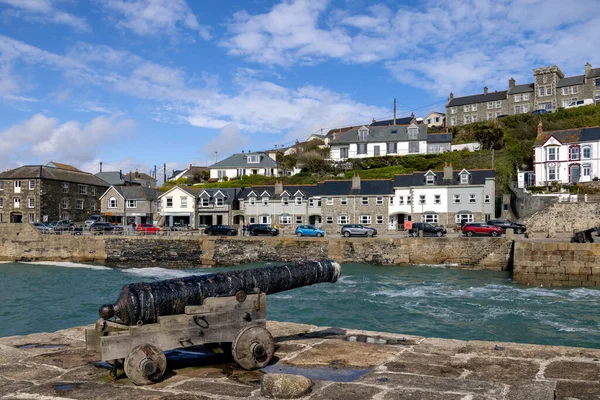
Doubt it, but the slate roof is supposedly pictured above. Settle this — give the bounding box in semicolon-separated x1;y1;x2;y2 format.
126;172;156;181
158;185;204;198
326;126;361;139
0;166;109;186
556;75;585;88
586;68;600;79
580;126;600;141
96;171;138;186
447;91;508;107
427;133;452;143
393;170;495;187
198;188;242;204
314;179;394;196
329;124;427;145
239;185;316;199
108;186;161;201
508;83;535;94
534;126;600;146
46;161;80;171
210;153;277;169
370;117;415;126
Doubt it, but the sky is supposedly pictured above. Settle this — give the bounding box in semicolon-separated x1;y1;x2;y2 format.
1;0;599;181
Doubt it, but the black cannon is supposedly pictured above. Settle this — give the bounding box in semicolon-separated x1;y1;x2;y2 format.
86;259;341;385
570;227;598;243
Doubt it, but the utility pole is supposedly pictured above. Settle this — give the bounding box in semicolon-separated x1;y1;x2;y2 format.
163;163;166;185
154;165;157;180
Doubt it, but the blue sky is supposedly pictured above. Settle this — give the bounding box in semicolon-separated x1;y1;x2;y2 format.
1;0;599;180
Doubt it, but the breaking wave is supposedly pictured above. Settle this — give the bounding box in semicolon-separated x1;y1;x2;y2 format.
18;261;112;271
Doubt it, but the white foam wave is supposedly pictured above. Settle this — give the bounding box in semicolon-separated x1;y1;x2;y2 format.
541;320;594;333
370;288;430;298
19;261;111;271
271;294;293;299
338;276;357;285
121;267;206;279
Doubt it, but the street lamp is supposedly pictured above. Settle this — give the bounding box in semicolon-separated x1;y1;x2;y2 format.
215;151;217;163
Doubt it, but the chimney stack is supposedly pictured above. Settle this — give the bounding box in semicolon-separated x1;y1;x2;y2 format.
443;162;453;181
274;180;283;196
372;118;376;123
393;98;397;126
449;92;454;100
483;86;488;95
509;78;515;89
537;120;543;136
351;172;361;191
585;62;592;76
119;169;122;180
100;161;103;172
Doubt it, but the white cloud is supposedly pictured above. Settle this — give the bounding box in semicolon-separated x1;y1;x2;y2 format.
99;0;210;40
200;124;250;158
0;0;90;31
0;114;135;170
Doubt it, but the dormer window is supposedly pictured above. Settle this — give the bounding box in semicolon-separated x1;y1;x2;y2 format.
460;174;469;184
248;197;256;205
295;197;302;205
408;126;418;139
215;197;224;207
247;155;260;163
281;196;289;205
262;196;269;205
358;128;368;141
426;175;435;185
201;198;209;207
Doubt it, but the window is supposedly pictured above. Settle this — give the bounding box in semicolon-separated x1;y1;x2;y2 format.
434;194;441;204
359;215;371;224
487;113;493;121
455;214;474;224
548;167;558;181
90;187;96;196
340;197;348;205
358;129;368;140
326;215;333;224
14;181;21;191
28;213;34;223
61;199;68;209
547;147;557;161
339;147;349;158
376;215;384;224
583;164;592;177
495;101;501;108
451;107;457;114
419;195;425;205
451;117;457;126
546;87;552;96
248;197;256;206
260;215;271;224
387;142;397;154
523;104;530;113
487;102;493;109
76;199;84;210
496;111;501;117
423;214;438;223
472;115;477;122
596;91;600;102
247;155;260;163
376;197;383;205
249;217;256;224
408;127;418;139
123;199;135;208
89;200;96;211
338;215;349;224
572;86;578;94
279;215;291;224
471;104;477;111
469;194;476;203
361;197;368;206
583;146;591;158
426;174;434;185
485;194;491;203
539;87;544;97
308;199;314;207
0;198;3;208
262;197;269;206
215;198;223;207
515;105;521;114
28;180;35;190
562;87;569;95
357;143;367;155
0;181;3;191
389;197;394;205
398;196;404;205
562;100;569;108
180;197;187;208
464;115;471;124
326;197;333;205
281;196;289;205
409;142;420;153
523;93;529;101
426;119;431;124
374;146;380;156
14;197;20;208
201;198;209;207
62;182;68;193
453;194;461;203
296;216;302;224
79;185;87;195
596;78;600;86
463;105;470;112
514;94;521;102
406;196;411;204
108;197;117;208
27;197;34;208
293;196;302;206
166;197;173;208
460;174;469;184
435;117;440;122
570;146;580;160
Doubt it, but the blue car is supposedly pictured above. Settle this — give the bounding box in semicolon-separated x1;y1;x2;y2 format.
295;224;325;237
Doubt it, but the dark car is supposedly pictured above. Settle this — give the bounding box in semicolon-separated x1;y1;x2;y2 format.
51;219;76;232
204;225;238;236
408;222;447;237
31;222;53;234
487;219;526;234
341;224;377;237
248;224;279;236
90;222;123;235
530;109;548;115
462;223;503;237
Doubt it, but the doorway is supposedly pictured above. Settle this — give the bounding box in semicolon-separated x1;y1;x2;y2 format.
10;213;23;223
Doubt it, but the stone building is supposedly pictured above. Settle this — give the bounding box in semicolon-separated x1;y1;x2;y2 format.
126;170;157;188
99;186;161;225
197;188;241;226
0;163;108;223
446;63;600;126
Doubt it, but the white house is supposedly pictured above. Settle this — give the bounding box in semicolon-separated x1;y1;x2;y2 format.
157;186;201;228
389;163;496;230
424;111;445;128
209;152;279;181
533;124;600;186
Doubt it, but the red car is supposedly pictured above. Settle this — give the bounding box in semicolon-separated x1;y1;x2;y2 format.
462;223;503;237
136;223;161;234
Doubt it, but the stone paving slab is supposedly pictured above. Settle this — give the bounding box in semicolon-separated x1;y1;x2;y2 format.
0;321;599;399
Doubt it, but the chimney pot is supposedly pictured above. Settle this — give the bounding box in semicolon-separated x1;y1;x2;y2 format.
351;172;361;190
483;86;488;95
449;92;454;99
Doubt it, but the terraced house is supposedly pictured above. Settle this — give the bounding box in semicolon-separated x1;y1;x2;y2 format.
447;63;600;126
0;162;108;223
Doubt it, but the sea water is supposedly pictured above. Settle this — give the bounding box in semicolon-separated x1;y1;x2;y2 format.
1;262;598;348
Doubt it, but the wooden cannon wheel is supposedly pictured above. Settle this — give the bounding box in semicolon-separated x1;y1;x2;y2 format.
231;325;275;370
124;344;167;385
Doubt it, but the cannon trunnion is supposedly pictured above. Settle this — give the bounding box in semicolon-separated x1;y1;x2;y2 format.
85;259;341;385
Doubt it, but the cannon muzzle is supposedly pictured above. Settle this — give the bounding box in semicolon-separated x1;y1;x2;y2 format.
101;259;341;326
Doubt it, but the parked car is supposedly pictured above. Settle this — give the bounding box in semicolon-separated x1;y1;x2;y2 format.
31;222;53;234
85;215;102;228
565;99;594;109
462;223;503;237
204;225;238;236
90;222;118;235
408;222;447;237
487;219;526;234
248;224;279;236
295;225;325;237
136;224;161;234
341;224;377;237
51;219;76;232
530;109;548;115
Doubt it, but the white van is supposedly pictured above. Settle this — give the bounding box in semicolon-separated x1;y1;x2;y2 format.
565;99;594;109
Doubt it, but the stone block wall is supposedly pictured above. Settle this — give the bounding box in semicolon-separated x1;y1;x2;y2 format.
513;242;600;287
524;202;600;234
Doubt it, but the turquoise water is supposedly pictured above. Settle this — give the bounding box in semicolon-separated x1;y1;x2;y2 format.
1;261;599;348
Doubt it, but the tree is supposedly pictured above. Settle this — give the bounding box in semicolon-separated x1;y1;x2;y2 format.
473;122;504;150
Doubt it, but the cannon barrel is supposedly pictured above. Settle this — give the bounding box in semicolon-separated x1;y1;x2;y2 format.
99;259;341;326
